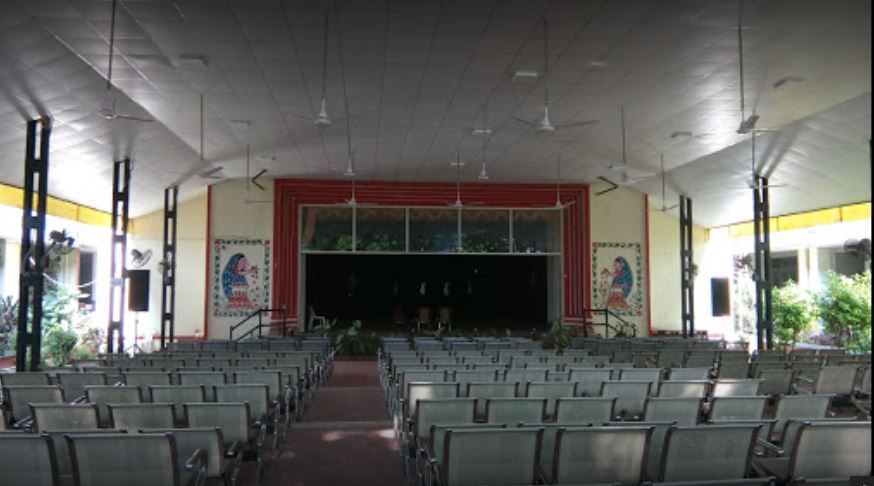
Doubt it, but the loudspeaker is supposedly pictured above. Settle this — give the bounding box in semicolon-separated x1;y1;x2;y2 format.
711;278;730;316
128;269;150;312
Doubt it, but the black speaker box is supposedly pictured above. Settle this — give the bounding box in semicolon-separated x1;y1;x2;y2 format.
128;269;150;312
711;278;730;317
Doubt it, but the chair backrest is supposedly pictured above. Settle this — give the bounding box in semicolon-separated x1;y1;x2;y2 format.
57;373;108;401
517;422;593;480
709;396;767;420
177;372;226;401
443;428;542;486
644;397;702;425
505;368;548;384
428;423;504;469
858;366;872;395
66;433;180;486
84;386;142;427
712;379;762;397
406;382;459;419
668;368;710;381
140;427;225;479
466;382;518;417
755;369;796;396
620;368;663;387
31;403;99;432
0;434;58;486
554;397;616;424
789;421;872;479
453;371;497;396
2;385;64;421
0;372;51;387
233;370;284;402
149;385;206;424
601;380;651;418
399;371;446;398
109;403;175;430
184;402;251;444
485;398;546;424
213;384;271;419
659;424;759;481
568;368;612;396
814;366;860;395
657;380;709;398
773;394;831;432
717;362;750;379
525;382;578;418
553;426;652;484
414;399;476;441
42;429;125;485
122;372;172;401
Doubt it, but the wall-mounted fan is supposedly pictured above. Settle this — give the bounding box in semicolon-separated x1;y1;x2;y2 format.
130;249;152;269
844;238;872;260
98;0;154;123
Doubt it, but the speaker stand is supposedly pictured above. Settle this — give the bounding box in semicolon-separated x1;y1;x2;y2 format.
125;312;145;356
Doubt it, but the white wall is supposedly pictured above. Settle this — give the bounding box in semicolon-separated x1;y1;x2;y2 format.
206;178;275;339
128;191;207;350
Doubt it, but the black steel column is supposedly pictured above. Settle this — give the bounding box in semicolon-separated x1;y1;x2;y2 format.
680;195;695;338
752;175;773;350
107;159;131;353
16;117;51;371
160;185;178;348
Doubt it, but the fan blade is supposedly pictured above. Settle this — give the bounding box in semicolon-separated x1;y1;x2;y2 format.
655;204;679;212
512;116;538;128
114;113;154;122
555;119;598;129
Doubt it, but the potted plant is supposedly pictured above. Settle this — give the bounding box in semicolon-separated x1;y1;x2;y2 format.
771;280;815;349
815;270;871;353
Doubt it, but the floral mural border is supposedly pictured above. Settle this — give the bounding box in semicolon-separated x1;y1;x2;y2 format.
212;238;271;317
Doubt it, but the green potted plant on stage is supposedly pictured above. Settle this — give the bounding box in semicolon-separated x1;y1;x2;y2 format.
541;320;571;351
771;280;815;349
815;270;871;353
0;296;17;357
334;320;380;356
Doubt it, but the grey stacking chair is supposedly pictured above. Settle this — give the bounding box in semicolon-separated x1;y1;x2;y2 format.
604;420;675;482
396;370;447;409
517;422;593;483
149;385;206;426
42;429;125;486
756;369;796;396
620;368;663;390
657;380;709;398
0;433;59;486
772;394;832;439
84;386;142;427
2;385;64;424
467;382;518;418
707;418;777;455
412;399;476;480
796;365;860;396
658;351;686;368
658;424;760;482
0;372;51;387
30;403;99;432
668;368;710;381
568;368;613;397
57;373;108;401
644;397;702;425
177;371;226;401
184;402;267;484
711;379;763;397
554;397;616;424
424;423;506;485
601;381;651;419
453;370;498;397
505;368;548;384
232;370;289;434
553;426;652;485
141;427;241;486
65;432;206;486
405;382;460;425
440;428;542;486
122;371;172;401
717;362;750;379
485;398;546;424
108;403;175;431
472;364;508;373
709;396;767;421
525;382;578;419
753;421;871;483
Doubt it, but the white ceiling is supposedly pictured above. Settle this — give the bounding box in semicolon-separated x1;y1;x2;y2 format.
0;0;869;225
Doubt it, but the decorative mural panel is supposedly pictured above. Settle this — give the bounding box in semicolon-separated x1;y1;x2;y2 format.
213;238;270;317
591;241;643;316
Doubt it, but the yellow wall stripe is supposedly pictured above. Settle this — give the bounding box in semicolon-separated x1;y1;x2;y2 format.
724;202;871;237
0;183;111;227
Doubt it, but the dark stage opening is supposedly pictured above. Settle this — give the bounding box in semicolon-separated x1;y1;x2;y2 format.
305;254;550;330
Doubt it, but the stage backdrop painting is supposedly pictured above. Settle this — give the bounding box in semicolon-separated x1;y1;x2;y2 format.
213;238;271;317
591;241;643;316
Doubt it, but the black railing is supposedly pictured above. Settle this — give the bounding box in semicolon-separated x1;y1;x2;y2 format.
229;308;292;341
579;308;637;338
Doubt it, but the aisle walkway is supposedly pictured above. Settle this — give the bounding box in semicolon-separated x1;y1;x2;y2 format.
267;359;403;486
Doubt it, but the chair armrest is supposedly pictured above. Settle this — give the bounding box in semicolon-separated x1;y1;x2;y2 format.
71;395;88;403
225;440;242;458
184;448;208;471
755;438;784;457
12;416;34;431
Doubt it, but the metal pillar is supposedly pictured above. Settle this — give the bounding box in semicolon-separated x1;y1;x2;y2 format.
753;175;773;350
16;118;51;371
160;185;178;348
679;195;695;338
107;159;131;353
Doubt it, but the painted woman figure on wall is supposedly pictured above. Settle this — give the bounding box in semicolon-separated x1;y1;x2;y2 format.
600;256;633;309
222;253;260;310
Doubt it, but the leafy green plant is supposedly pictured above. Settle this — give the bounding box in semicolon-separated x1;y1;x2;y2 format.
0;296;18;356
541;320;571;350
334;320;379;356
771;280;815;348
816;270;871;353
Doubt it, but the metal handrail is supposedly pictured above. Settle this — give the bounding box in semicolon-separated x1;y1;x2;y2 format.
230;308;290;341
580;307;637;338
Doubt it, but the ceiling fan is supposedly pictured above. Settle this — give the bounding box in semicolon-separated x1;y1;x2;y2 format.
652;154;679;212
513;16;598;134
314;10;332;128
170;94;224;186
98;0;154;123
745;129;785;190
552;154;576;209
604;105;654;185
